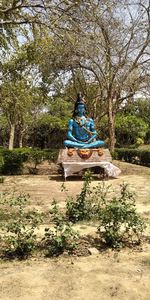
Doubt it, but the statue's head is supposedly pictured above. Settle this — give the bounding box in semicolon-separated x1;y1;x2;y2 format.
73;92;86;117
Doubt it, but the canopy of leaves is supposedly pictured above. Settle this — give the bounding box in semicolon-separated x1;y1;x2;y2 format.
115;114;149;146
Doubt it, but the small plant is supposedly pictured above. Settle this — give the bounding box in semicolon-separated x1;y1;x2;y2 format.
0;150;24;175
141;258;150;266
66;170;94;222
0;192;43;259
43;200;79;256
65;171;111;222
0;176;4;183
97;183;146;248
135;137;144;147
28;149;44;173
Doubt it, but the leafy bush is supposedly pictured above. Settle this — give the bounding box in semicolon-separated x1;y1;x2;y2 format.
0;148;59;175
64;174;146;249
28;149;44;173
43;201;79;256
135;138;144;147
113;148;150;167
115;114;148;146
43;149;59;163
0;176;4;183
0;153;4;174
97;183;146;248
0;149;25;175
66;171;94;222
0;192;43;259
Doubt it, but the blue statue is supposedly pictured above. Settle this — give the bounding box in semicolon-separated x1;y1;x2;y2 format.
64;93;105;149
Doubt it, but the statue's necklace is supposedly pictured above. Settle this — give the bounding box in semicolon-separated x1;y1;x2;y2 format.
75;116;93;136
75;116;86;127
75;116;88;136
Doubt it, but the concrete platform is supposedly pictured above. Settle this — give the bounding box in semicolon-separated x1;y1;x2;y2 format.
57;149;121;179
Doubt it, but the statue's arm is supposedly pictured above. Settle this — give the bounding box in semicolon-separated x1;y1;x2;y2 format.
67;119;79;142
87;119;97;143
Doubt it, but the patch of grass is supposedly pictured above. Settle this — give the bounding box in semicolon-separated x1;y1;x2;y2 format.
66;171;94;223
0;192;43;259
42;200;79;257
0;176;4;183
141;258;150;266
97;183;146;248
142;200;150;205
139;144;150;150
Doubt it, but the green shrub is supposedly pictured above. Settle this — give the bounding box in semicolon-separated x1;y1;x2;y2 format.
139;150;150;166
0;148;59;175
28;149;44;170
97;183;146;248
113;148;150;167
65;172;114;223
0;176;4;183
115;114;148;146
43;200;79;256
0;154;4;174
43;149;59;163
0;192;43;259
66;171;94;222
135;138;144;147
0;149;25;175
27;148;59;173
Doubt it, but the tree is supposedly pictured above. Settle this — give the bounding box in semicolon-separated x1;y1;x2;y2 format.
41;0;150;150
119;97;150;145
0;115;9;147
0;1;81;51
0;43;45;149
1;1;150;151
115;114;149;146
28;96;73;148
0;79;32;149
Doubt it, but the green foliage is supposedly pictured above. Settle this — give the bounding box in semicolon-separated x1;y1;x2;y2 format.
28;149;44;171
0;177;5;183
113;148;150;167
43;149;59;163
0;192;43;259
43;201;79;256
0;115;9;146
0;153;4;174
27;148;59;174
64;173;146;249
0;148;59;175
0;174;147;258
66;171;94;223
97;183;146;248
124;98;150;127
28;97;72;148
65;172;116;224
97;116;109;141
1;43;46;149
115;115;149;146
135;138;144;147
0;148;26;175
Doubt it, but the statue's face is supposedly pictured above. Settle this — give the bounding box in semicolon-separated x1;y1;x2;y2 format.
76;104;85;116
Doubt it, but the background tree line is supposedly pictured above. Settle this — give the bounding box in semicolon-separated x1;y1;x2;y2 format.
0;0;150;150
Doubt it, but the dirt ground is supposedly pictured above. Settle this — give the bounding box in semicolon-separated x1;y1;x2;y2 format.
0;161;150;300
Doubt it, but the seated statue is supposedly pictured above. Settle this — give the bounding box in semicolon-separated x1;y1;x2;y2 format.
64;93;105;149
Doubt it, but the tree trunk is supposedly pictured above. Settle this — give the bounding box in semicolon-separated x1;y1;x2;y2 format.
108;97;116;152
9;123;15;150
19;134;23;148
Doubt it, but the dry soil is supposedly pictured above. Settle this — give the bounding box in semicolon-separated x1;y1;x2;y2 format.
0;161;150;300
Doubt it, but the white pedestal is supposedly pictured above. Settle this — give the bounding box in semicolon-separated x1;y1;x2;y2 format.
62;161;121;179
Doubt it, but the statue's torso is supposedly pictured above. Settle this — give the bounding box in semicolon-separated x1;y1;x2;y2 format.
72;117;93;141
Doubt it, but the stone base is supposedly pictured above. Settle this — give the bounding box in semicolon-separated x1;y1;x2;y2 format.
57;148;112;163
57;148;121;179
